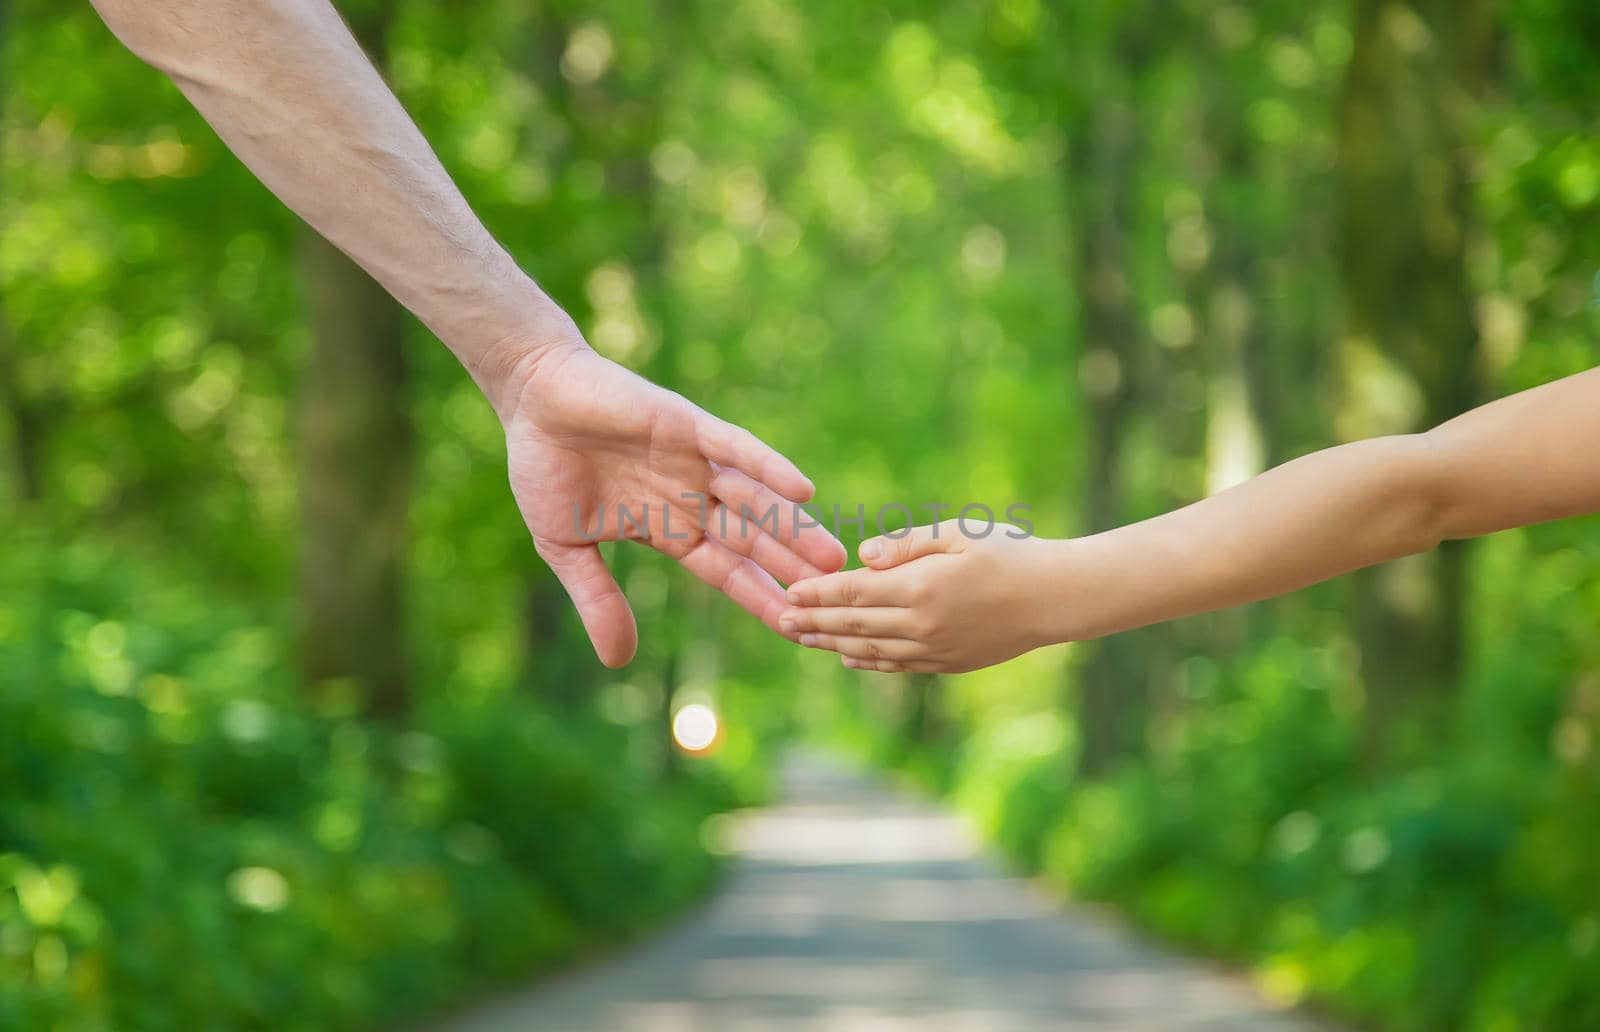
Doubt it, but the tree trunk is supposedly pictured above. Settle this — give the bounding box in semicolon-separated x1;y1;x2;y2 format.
0;309;43;504
1336;0;1489;756
524;573;593;707
296;3;410;718
901;674;946;748
296;231;410;717
0;0;44;504
1069;92;1147;780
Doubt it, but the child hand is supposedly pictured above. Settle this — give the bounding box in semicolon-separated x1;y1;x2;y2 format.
780;520;1061;674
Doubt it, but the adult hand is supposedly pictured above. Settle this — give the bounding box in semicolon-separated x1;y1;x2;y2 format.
493;311;847;668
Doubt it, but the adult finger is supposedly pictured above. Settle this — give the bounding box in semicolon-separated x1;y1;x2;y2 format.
709;465;846;572
695;412;814;504
668;535;791;634
779;606;914;638
536;541;638;668
796;632;926;662
858;521;962;570
701;501;822;586
786;567;917;608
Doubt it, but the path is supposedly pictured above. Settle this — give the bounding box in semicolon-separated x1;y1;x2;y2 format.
439;752;1327;1032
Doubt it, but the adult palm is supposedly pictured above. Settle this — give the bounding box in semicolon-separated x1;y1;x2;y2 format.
501;339;845;667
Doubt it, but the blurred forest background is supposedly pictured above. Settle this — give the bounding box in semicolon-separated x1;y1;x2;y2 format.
2;0;1598;1028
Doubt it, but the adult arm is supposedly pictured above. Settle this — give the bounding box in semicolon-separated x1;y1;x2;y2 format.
90;0;845;666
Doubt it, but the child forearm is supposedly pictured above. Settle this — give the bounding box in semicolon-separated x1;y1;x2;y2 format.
1049;435;1446;641
1046;367;1600;643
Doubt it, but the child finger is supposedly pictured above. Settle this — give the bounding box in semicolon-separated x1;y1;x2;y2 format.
843;656;905;673
779;606;912;638
842;656;945;674
785;567;916;608
797;633;925;662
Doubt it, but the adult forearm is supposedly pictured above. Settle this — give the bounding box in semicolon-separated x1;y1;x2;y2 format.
91;0;553;408
1052;434;1445;641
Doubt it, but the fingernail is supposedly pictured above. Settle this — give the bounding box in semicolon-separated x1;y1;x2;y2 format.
779;614;796;631
859;539;882;561
800;634;817;647
786;589;802;604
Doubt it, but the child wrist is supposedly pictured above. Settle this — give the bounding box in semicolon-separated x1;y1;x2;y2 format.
1029;537;1090;646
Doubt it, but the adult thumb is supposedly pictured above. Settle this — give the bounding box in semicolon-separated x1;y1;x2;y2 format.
539;542;639;668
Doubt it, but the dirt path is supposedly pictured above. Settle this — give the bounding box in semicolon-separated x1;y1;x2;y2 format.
438;752;1328;1031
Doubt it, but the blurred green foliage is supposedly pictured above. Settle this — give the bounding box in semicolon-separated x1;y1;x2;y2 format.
0;529;733;1029
2;0;1598;1030
853;548;1600;1028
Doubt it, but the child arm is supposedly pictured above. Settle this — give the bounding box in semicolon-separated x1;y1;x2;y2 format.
783;367;1600;673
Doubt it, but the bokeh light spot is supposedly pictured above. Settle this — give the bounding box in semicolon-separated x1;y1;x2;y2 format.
672;703;719;754
227;867;290;913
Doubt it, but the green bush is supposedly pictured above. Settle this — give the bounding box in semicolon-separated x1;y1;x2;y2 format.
935;634;1600;1031
0;531;728;1030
